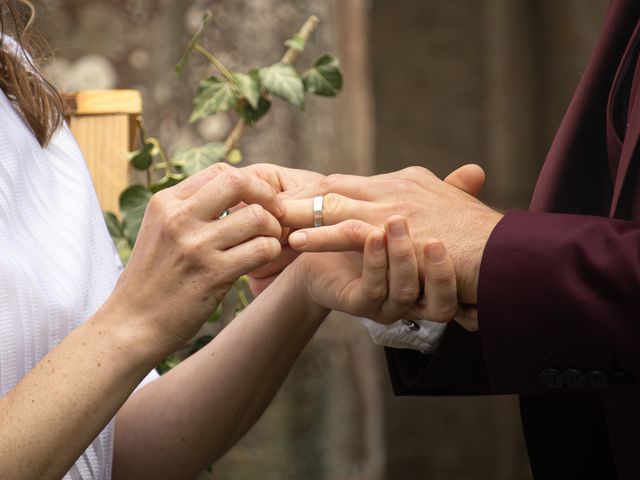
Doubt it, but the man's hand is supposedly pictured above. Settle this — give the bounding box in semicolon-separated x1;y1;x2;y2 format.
282;165;503;305
244;163;489;297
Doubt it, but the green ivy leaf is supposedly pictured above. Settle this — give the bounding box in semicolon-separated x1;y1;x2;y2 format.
284;33;306;52
207;304;223;324
175;10;212;77
127;141;154;171
157;355;181;375
235;96;271;125
302;54;343;97
189;335;214;355
172;142;226;176
258;63;305;109
150;172;186;193
104;212;133;265
234;72;260;110
190;76;240;123
115;238;132;265
120;185;153;245
104;211;124;238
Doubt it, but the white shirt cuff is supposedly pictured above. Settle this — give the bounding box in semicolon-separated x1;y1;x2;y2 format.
360;318;447;354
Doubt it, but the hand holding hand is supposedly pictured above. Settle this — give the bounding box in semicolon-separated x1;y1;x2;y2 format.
282;165;502;305
108;163;285;353
293;215;422;323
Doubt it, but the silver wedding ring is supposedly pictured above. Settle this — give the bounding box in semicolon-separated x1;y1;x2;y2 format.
218;209;231;220
313;195;324;228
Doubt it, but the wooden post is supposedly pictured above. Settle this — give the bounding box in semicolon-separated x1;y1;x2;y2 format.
65;90;143;214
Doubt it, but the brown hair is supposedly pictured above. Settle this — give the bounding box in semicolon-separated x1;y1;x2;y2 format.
0;0;63;146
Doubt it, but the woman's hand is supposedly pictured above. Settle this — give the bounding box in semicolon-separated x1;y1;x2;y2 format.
108;163;286;353
293;215;421;324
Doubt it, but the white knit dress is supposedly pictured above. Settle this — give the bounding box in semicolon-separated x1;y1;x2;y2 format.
0;85;157;477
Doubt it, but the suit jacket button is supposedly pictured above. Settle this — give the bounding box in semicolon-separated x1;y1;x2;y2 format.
586;370;609;390
563;368;586;388
609;371;633;389
540;368;563;388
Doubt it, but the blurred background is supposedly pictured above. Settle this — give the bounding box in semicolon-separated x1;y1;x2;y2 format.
32;0;609;478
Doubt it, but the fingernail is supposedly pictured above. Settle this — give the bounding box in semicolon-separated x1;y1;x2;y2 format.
289;231;307;247
427;242;446;262
389;220;407;238
372;233;385;250
275;199;286;218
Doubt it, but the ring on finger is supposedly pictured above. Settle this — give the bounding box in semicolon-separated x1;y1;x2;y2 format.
218;209;231;220
313;195;324;228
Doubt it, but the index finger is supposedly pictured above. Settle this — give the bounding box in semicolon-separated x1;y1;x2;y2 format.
186;168;285;220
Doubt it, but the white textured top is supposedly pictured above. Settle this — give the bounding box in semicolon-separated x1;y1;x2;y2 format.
0;80;157;477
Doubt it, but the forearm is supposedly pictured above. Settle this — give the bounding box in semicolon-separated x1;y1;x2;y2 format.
0;300;161;480
113;264;329;480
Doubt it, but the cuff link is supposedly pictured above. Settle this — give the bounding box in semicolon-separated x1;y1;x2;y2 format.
402;320;420;333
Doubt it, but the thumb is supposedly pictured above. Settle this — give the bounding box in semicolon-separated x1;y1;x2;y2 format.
444;164;485;197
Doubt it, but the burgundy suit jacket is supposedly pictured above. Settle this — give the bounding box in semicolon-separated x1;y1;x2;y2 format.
386;1;640;478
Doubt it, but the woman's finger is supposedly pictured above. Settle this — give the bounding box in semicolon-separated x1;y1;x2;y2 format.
210;204;282;250
288;219;378;252
249;246;301;280
186;168;285;221
171;162;231;200
380;216;420;320
219;236;282;281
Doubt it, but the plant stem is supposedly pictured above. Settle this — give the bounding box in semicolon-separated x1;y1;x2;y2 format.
222;15;320;158
224;118;246;154
148;138;172;176
280;15;320;65
194;44;237;85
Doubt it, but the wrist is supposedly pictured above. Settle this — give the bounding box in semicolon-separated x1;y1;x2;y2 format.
465;209;504;303
95;293;171;367
286;256;330;321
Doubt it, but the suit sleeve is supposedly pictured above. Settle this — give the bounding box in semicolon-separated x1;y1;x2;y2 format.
387;210;640;395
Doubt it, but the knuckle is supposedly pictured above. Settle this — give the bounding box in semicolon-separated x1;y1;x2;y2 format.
392;286;420;304
323;192;343;214
223;168;247;190
246;204;269;228
254;237;279;262
427;269;455;285
211;162;230;173
364;285;387;302
428;304;458;323
390;247;415;264
343;220;364;243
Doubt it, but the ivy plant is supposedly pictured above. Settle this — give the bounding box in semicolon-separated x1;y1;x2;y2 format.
104;13;343;372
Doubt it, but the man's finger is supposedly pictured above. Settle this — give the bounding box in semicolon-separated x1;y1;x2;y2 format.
420;240;458;323
282;194;383;229
455;305;479;332
444;164;485;197
357;229;389;310
381;216;420;320
288;220;378;252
